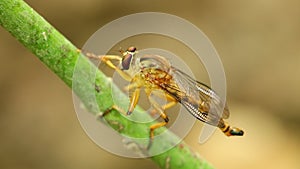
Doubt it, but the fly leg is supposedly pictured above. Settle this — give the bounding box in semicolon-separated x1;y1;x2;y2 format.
98;105;126;119
126;77;142;115
84;52;132;81
148;119;168;149
127;88;141;115
162;101;177;111
148;107;169;149
81;51;132;118
146;91;176;149
99;80;141;118
148;90;177;117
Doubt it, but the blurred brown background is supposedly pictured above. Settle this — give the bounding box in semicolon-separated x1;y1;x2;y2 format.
1;0;300;169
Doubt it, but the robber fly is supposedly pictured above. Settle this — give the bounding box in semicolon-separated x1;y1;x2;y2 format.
86;46;244;148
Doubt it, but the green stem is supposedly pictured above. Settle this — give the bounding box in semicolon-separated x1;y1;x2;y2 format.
0;0;214;169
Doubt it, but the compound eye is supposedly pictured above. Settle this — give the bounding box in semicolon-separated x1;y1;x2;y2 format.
127;46;136;52
122;54;132;70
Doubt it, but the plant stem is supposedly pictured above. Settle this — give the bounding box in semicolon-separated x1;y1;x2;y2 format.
0;0;214;169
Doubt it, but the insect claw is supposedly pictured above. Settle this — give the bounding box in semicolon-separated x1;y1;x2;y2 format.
126;111;132;115
147;138;153;150
95;112;105;121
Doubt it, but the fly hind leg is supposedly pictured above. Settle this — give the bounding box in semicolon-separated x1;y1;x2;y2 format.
148;116;169;149
146;90;176;149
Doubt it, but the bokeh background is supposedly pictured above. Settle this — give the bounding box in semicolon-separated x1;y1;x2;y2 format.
1;0;300;169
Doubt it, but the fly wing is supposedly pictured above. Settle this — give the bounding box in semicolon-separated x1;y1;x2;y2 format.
160;67;229;126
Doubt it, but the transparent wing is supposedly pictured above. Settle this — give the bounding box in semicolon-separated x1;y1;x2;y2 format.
160;67;229;126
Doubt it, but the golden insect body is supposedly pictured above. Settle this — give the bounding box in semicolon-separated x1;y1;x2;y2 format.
87;46;244;148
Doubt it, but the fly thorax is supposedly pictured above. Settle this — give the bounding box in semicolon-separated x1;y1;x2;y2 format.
138;55;170;72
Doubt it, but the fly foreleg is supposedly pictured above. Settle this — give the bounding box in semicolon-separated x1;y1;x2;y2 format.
84;52;132;81
98;105;126;119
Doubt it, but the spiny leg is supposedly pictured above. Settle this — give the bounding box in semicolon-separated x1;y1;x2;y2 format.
148;103;169;149
127;86;141;115
146;89;176;120
124;76;143;115
147;93;171;149
81;51;131;118
99;83;141;118
162;101;177;111
149;100;177;118
148;119;168;149
218;119;244;136
147;90;177;117
98;105;126;119
84;52;132;81
150;89;177;102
